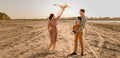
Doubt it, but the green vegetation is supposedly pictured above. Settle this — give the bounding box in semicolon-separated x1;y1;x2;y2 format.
0;12;10;20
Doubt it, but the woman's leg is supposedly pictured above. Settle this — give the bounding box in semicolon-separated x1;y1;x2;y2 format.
48;32;54;50
52;32;57;50
52;40;56;50
48;39;53;50
48;42;53;50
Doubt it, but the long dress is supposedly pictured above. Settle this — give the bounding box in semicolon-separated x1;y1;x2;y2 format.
48;17;59;42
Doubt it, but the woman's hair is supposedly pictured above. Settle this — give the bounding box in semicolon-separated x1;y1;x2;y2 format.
49;13;54;20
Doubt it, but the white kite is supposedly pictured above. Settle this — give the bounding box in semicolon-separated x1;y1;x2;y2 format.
53;4;70;15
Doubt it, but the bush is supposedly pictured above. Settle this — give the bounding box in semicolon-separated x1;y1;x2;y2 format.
0;12;10;20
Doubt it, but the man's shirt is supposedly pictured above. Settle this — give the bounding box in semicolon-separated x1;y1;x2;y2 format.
79;15;87;32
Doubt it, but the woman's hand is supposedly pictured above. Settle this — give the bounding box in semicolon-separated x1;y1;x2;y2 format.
48;28;51;32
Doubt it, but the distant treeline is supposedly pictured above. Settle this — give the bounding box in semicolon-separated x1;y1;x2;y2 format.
88;17;120;20
12;17;120;20
61;17;120;21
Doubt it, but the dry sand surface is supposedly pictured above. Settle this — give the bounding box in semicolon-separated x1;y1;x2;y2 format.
0;20;120;58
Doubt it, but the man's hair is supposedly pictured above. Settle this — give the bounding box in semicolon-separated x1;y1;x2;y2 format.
80;9;85;13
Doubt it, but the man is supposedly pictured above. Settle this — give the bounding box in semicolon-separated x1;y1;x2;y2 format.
70;9;87;56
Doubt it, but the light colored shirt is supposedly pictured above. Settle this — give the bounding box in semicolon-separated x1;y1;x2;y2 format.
79;15;87;32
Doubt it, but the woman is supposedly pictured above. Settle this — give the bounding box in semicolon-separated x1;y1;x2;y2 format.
48;5;67;51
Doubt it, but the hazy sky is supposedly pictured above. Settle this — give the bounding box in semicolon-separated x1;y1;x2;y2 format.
0;0;120;19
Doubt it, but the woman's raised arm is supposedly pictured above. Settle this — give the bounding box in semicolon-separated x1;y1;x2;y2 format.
56;9;65;20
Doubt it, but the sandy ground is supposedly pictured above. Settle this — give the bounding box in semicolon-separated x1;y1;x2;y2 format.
0;20;120;58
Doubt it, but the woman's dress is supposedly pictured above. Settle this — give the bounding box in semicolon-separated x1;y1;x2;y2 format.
48;18;59;42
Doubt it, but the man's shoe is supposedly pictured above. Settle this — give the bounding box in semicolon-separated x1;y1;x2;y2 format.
81;52;84;56
70;52;77;55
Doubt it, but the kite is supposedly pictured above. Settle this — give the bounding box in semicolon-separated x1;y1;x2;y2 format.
53;4;70;15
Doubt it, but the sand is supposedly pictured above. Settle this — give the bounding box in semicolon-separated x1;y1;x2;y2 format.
0;20;120;58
